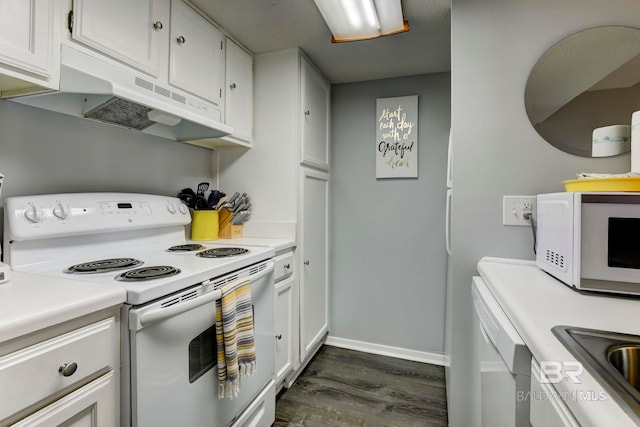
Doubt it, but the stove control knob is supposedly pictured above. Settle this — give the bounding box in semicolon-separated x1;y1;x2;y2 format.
52;203;70;220
167;201;177;214
24;205;45;223
178;203;188;215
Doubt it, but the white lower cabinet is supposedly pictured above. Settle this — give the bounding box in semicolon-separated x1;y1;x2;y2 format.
12;371;116;427
530;358;580;427
274;250;296;390
0;315;119;426
275;276;295;386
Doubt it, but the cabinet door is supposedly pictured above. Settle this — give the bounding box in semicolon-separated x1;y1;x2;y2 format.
275;276;295;385
169;0;224;106
300;56;330;170
0;0;55;81
224;37;253;143
12;371;116;427
299;168;329;361
72;0;166;77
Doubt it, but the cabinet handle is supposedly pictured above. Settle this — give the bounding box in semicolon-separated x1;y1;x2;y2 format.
304;260;310;266
153;21;163;30
230;83;237;90
177;35;186;44
59;362;78;377
304;110;310;117
276;334;282;340
284;264;290;269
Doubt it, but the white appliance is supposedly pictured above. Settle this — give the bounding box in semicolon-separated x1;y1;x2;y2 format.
10;45;232;143
472;276;531;427
537;191;640;295
3;193;276;427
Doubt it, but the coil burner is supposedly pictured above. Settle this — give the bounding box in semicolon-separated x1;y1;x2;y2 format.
65;258;143;274
167;244;207;252
116;266;181;282
196;247;250;258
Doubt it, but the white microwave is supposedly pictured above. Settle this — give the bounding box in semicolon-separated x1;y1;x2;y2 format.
536;192;640;295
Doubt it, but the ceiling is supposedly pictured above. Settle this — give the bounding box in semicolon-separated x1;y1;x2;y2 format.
189;0;451;84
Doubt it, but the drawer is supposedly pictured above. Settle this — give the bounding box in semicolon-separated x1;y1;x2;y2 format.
274;252;294;282
0;317;116;422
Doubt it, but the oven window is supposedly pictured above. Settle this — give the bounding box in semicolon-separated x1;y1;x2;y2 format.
608;218;640;269
188;324;217;383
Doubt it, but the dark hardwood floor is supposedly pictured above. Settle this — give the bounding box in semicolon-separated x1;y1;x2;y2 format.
274;345;448;426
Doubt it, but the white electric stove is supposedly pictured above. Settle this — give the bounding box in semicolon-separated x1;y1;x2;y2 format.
3;192;277;427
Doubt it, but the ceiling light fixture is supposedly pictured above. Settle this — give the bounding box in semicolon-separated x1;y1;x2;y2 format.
313;0;409;43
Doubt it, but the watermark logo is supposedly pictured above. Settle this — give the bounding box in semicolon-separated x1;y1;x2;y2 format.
540;361;584;384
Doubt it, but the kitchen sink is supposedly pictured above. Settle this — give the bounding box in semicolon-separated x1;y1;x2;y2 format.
552;326;640;421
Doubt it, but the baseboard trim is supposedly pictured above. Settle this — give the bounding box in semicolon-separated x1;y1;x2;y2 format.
326;336;448;366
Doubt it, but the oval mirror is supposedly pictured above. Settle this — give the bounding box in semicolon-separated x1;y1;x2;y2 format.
525;26;640;157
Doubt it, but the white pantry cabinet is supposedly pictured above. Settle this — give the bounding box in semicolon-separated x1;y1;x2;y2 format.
218;48;330;386
0;0;61;96
0;314;120;426
299;168;329;361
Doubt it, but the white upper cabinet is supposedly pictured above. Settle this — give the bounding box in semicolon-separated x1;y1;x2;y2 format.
0;0;60;94
224;37;253;144
300;56;330;170
169;0;224;107
72;0;166;77
71;0;225;108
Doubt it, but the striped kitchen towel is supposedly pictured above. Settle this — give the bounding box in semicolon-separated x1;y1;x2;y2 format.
215;277;256;399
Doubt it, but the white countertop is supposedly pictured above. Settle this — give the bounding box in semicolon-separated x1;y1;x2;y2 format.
215;237;295;253
477;257;640;427
0;271;126;344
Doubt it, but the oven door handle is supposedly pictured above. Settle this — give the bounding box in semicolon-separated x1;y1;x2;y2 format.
130;288;223;331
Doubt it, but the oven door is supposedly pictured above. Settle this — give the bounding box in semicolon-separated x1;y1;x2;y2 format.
581;195;640;294
127;261;275;427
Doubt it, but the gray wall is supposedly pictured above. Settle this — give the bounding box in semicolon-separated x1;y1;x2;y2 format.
0;99;213;200
330;73;451;354
449;1;637;425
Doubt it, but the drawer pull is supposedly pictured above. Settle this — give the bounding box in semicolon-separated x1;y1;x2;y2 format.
284;264;290;269
58;362;78;377
276;334;282;340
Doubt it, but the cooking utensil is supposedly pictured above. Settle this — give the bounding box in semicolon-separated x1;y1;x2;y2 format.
207;190;225;208
177;191;195;209
216;198;230;211
180;188;196;197
227;192;240;207
194;195;209;210
196;182;209;196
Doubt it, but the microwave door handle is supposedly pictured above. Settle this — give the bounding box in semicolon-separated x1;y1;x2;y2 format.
132;288;223;330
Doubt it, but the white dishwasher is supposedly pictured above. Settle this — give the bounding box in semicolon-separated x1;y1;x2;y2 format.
472;276;532;426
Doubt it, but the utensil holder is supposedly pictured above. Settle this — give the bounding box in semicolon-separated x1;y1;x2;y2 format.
191;210;219;241
218;208;243;239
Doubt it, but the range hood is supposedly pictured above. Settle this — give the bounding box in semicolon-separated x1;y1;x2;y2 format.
9;45;233;144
